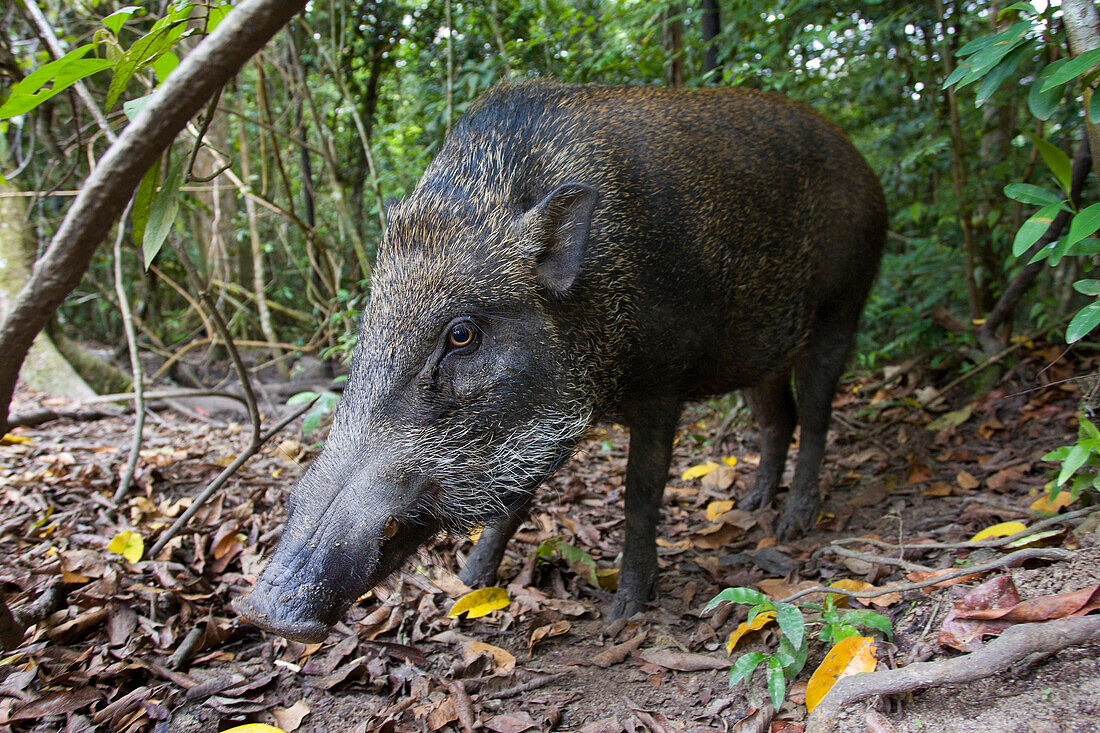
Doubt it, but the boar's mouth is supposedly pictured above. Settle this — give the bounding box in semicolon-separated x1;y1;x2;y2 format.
234;510;441;643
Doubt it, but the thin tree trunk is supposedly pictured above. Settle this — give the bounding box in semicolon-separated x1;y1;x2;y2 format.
489;0;511;75
237;117;284;370
1063;0;1100;195
664;5;684;87
701;0;721;83
937;0;984;322
445;0;455;137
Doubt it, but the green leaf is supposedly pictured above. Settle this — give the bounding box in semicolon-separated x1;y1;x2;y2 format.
1032;136;1073;194
728;651;765;687
1013;202;1063;257
123;93;153;122
998;2;1037;19
1091;90;1100;124
1058;444;1090;485
1043;446;1071;462
131;158;161;246
1076;280;1100;297
142;160;182;268
975;44;1028;106
1082;416;1100;441
765;657;786;710
286;391;320;406
946;22;1032;90
1029;60;1068;120
705;587;768;613
774;603;805;650
1003;183;1063;207
1067;302;1100;344
1067;203;1100;247
151;51;179;83
0;44;114;119
777;633;808;678
1042;47;1100;91
106;5;194;111
103;6;143;35
841;610;894;640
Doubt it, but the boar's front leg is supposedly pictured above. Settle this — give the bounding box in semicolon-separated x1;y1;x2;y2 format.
612;399;681;619
458;508;529;587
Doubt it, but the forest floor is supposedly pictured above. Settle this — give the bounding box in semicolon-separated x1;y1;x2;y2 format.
1;341;1098;733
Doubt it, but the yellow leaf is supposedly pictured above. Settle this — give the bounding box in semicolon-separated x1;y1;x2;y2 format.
805;636;877;712
827;579;874;608
222;726;286;733
1;433;35;445
721;456;738;466
469;526;484;544
725;610;775;653
107;530;144;563
596;567;619;591
464;640;516;673
682;461;718;481
970;521;1026;542
447;586;509;619
1030;491;1075;513
705;500;736;522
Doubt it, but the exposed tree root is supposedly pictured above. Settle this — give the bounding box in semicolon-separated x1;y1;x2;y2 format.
806;615;1100;733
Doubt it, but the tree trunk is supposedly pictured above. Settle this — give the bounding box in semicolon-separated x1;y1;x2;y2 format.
1063;0;1100;194
664;5;684;87
0;182;94;400
701;0;721;83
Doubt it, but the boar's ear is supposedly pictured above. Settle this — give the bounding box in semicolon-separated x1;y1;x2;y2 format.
520;182;598;295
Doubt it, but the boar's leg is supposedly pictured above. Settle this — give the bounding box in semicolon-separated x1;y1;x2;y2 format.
458;508;529;587
613;400;680;619
739;372;797;512
777;314;857;539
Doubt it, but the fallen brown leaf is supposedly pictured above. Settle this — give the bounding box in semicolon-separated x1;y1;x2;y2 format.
637;648;731;671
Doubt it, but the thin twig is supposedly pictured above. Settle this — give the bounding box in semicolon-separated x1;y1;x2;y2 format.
824;547;934;573
149;397;315;558
85;388;249;407
112;201;143;504
825;507;1093;554
778;547;1075;606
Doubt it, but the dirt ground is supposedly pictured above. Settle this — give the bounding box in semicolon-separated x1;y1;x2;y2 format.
0;341;1097;733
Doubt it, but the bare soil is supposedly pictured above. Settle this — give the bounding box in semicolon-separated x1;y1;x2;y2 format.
0;342;1096;733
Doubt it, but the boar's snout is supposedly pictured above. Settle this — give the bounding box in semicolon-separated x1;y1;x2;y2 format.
234;473;442;643
234;512;384;642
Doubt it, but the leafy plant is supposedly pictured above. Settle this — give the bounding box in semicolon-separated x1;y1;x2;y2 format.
813;594;894;646
706;586;894;710
286;390;340;434
704;587;807;710
1042;414;1100;501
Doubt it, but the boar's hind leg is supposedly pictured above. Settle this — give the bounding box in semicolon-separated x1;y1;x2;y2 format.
613;400;681;619
739;373;797;512
458;508;529;587
777;315;857;539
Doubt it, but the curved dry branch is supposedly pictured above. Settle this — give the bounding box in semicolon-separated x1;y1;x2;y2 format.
806;615;1100;733
0;0;309;432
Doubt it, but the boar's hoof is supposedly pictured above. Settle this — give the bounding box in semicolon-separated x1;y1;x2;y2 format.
774;500;819;541
610;592;649;620
738;484;773;512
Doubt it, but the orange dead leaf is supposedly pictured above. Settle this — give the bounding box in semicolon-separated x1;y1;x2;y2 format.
464;641;516;674
1030;491;1075;513
705;500;736;522
956;470;980;490
725;610;776;653
805;636;877;712
529;620;570;649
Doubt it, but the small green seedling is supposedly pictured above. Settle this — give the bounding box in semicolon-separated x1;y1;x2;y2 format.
812;594;894;646
1042;413;1100;501
704;587;807;710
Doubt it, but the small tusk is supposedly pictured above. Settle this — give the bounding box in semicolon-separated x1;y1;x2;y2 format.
384;516;398;538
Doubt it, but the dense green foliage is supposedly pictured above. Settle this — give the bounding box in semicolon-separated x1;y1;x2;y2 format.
1;0;1098;369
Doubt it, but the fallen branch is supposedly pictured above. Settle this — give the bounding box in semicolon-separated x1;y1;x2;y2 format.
806;614;1100;733
7;405;124;428
112;200;144;505
2;584;66;650
779;547;1075;606
825;507;1093;554
484;672;569;700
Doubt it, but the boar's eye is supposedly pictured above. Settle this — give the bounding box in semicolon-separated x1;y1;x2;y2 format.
446;321;478;351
